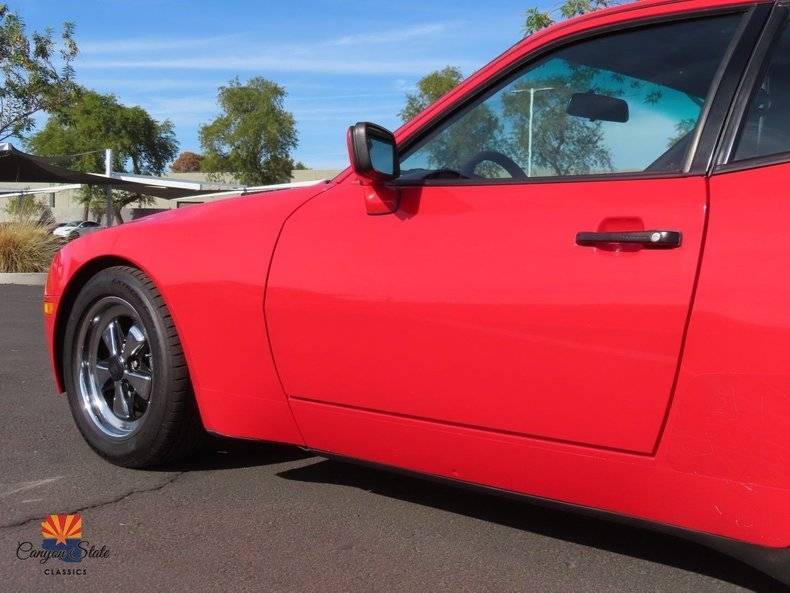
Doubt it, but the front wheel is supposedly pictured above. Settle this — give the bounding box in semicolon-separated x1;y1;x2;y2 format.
62;266;203;467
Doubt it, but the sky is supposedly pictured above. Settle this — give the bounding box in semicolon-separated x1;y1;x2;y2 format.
16;0;547;169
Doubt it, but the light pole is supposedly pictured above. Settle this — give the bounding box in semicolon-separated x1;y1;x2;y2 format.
512;86;554;177
105;148;113;227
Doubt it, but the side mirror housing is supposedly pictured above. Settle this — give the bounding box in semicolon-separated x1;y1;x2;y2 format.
347;122;400;215
347;122;400;182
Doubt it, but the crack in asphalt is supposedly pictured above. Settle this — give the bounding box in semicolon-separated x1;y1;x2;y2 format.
0;471;185;531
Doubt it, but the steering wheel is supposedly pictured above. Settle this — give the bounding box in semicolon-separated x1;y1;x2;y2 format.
460;150;527;180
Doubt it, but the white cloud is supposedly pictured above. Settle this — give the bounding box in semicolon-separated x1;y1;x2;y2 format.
78;55;477;76
291;103;403;122
288;92;402;102
79;35;241;55
75;21;473;76
135;95;219;127
80;22;453;56
79;77;217;93
329;22;455;46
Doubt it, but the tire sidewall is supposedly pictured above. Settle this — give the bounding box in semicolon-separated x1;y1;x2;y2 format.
63;268;175;465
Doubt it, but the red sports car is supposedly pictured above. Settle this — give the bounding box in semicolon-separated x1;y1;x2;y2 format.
44;0;790;583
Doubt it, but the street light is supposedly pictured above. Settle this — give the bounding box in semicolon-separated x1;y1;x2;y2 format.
105;148;113;227
511;86;554;177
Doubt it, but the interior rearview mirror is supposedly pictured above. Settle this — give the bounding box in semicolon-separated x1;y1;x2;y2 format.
347;122;400;182
566;92;629;123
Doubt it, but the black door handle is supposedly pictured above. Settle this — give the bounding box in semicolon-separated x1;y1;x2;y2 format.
576;230;682;249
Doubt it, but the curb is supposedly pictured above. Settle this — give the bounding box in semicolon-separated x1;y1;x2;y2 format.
0;272;47;286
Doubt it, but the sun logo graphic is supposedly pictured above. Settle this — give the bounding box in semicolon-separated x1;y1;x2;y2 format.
41;514;83;563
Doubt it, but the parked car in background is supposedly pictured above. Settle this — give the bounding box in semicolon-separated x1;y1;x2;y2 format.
42;0;790;584
52;220;104;240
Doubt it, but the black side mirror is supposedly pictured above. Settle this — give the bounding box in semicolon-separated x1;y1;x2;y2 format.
566;92;629;123
347;122;399;182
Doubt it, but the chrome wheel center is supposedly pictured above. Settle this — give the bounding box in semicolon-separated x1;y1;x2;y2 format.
75;297;154;438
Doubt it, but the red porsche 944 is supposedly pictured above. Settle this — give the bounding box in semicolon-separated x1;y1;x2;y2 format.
44;0;790;582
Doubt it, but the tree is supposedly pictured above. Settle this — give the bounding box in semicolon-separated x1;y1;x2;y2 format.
668;117;697;148
399;66;464;123
422;105;502;176
27;89;178;223
524;0;614;35
502;66;613;176
171;151;204;173
0;3;78;141
200;77;297;186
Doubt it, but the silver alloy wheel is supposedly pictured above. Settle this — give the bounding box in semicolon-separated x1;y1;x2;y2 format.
75;296;154;438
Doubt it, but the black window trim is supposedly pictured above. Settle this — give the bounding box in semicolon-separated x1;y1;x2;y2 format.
713;1;790;174
391;3;769;189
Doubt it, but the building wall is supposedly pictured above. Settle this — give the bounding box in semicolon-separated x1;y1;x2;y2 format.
0;170;341;224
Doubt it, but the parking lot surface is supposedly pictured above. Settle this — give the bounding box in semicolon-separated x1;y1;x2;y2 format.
0;285;782;592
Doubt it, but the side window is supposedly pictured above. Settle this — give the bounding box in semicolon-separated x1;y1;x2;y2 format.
733;19;790;162
399;14;743;181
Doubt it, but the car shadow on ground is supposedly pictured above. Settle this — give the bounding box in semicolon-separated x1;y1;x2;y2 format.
158;436;315;472
275;456;785;593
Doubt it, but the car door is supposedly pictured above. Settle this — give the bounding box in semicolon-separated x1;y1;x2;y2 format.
266;10;752;454
693;6;790;435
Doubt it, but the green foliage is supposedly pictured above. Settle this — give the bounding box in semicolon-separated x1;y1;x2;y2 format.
3;194;45;222
523;0;614;36
0;220;60;272
399;66;464;123
199;77;297;186
27;89;178;222
0;3;79;141
524;8;554;36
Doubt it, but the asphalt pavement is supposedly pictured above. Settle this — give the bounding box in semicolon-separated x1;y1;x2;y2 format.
0;284;784;593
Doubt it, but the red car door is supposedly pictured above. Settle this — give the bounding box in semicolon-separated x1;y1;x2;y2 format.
266;11;747;454
688;9;790;460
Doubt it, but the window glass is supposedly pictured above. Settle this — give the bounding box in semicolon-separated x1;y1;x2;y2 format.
733;20;790;162
400;14;742;181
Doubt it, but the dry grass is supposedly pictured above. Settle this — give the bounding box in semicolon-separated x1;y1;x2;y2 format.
0;222;61;273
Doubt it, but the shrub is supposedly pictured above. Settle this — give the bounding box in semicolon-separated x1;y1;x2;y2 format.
0;222;61;273
4;195;46;223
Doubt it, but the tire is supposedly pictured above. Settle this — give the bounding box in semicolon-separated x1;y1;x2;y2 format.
68;231;79;241
62;266;203;468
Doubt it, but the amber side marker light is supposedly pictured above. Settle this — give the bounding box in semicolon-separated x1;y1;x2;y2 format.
43;301;54;315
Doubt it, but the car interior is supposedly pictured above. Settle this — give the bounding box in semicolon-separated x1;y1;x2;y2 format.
734;21;790;161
